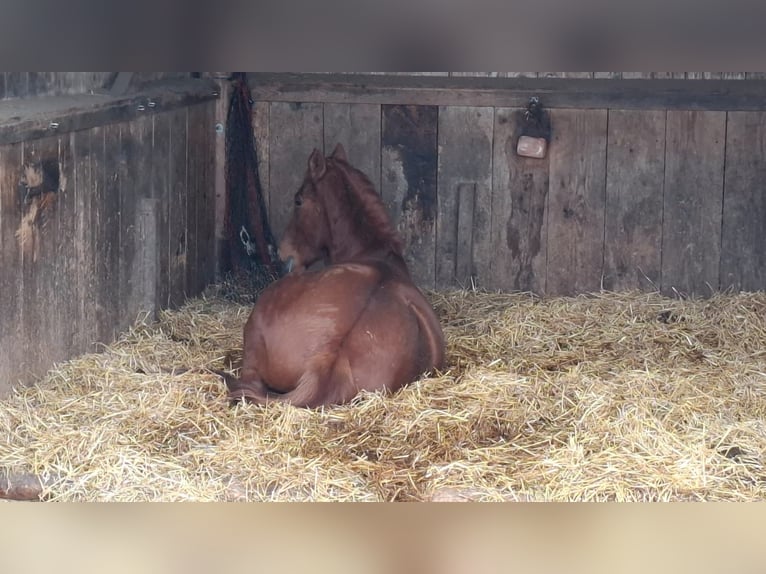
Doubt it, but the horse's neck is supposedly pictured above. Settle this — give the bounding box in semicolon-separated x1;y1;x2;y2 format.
324;172;398;264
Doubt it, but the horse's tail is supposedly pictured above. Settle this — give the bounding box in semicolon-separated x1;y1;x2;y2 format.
226;353;356;409
140;352;359;408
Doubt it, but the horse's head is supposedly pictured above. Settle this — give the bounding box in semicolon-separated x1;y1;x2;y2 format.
278;143;348;273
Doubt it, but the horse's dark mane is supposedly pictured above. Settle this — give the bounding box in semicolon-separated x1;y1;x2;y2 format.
327;158;404;256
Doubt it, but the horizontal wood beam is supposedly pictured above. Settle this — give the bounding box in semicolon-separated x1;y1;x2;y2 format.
0;78;220;145
248;73;766;111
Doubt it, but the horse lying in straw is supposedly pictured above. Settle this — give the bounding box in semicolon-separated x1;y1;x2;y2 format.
210;144;445;408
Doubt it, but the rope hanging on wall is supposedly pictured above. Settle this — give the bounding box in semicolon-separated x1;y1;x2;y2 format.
223;72;281;292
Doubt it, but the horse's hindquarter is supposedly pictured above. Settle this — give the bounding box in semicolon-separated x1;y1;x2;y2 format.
243;264;384;392
341;273;446;394
242;261;444;399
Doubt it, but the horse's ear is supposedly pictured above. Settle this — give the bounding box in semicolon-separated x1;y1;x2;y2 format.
330;143;347;162
308;148;326;180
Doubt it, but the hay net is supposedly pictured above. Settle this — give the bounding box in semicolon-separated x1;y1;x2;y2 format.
1;284;765;501
222;72;281;295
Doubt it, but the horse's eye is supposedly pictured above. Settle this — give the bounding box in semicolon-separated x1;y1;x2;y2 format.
295;195;303;207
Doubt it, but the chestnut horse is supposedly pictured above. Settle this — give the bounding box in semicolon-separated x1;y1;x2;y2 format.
218;143;445;408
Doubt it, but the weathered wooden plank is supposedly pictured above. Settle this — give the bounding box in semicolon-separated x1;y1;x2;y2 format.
135;198;160;319
546;109;608;296
5;73;28;98
0;142;23;392
101;124;122;342
187;102;216;295
0;79;219;146
213;79;234;276
202;102;217;288
661;111;726;297
185;106;201;297
323;103;382;192
56;73;87;95
451;73;500;77
152;113;171;307
168;108;189;307
248;73;766;111
73;129;99;354
603;110;666;291
720;112;766;291
18;135;62;377
268;102;324;239
252;100;270;213
594;73;623;79
27;72;51;97
55;132;78;359
381;104;439;289
455;183;477;285
119;114;153;329
490;107;550;293
436;106;493;289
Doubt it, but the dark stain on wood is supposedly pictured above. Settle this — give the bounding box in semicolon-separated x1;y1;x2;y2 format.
492;108;549;293
382;104;439;288
382;105;438;223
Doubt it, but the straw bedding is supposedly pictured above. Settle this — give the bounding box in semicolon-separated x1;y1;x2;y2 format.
1;279;765;501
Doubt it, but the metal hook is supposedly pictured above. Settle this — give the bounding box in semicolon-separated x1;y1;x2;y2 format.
239;226;256;256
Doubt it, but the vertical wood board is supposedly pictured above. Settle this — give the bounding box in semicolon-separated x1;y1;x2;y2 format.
661;111;726;296
0;143;23;392
603;110;666;291
268;102;324;239
546;109;608;296
152;114;171;307
491;107;551;293
436;106;493;289
168;108;188;307
101;124;122;342
323;103;382;193
720;112;766;291
381;104;439;289
118;116;153;331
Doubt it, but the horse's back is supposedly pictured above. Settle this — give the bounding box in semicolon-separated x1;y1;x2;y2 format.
246;259;443;398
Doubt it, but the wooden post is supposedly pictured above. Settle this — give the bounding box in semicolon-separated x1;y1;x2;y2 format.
210;72;232;281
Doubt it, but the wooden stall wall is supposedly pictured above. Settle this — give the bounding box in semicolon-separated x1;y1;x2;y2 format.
0;73;194;99
250;74;766;298
0;101;216;395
